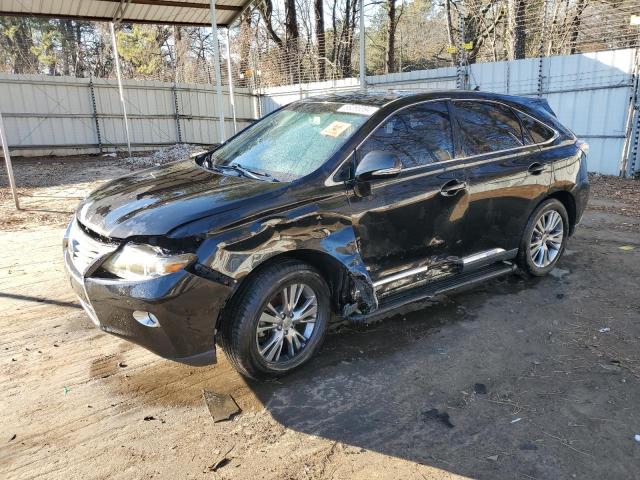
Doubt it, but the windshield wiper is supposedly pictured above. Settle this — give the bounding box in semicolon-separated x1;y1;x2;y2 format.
216;163;278;182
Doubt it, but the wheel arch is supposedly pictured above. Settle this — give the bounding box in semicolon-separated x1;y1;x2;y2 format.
216;248;361;334
546;190;577;235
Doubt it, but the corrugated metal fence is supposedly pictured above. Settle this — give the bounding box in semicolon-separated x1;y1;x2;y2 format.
2;48;640;176
0;74;257;156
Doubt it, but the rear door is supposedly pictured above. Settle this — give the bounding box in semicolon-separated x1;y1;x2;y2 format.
347;100;472;295
452;100;555;254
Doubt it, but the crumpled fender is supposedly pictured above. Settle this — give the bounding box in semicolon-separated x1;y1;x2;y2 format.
188;203;378;315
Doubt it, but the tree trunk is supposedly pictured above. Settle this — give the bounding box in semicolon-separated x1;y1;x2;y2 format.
331;0;338;65
12;19;37;74
314;0;325;79
342;0;358;76
386;0;397;73
444;0;457;65
257;0;283;49
337;0;352;77
284;0;299;82
513;0;526;59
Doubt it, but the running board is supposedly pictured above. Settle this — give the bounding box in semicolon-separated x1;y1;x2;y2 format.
349;262;517;323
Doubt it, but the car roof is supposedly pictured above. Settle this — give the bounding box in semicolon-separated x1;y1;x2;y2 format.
303;89;548;111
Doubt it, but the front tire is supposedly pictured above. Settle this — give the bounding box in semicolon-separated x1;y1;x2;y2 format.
218;260;331;380
517;198;569;277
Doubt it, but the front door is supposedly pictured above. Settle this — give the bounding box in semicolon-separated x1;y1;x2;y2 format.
347;100;472;295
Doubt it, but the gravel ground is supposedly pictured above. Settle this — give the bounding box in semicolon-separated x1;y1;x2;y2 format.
1;154;640;480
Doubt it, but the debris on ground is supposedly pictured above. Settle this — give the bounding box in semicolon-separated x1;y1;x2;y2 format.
635;434;640;443
9;434;16;442
203;390;241;423
124;144;203;169
519;441;538;450
208;445;235;472
549;268;570;279
619;245;635;251
486;455;499;462
599;327;611;333
511;418;522;424
143;416;156;421
422;408;455;428
474;383;487;394
117;362;127;368
63;386;70;395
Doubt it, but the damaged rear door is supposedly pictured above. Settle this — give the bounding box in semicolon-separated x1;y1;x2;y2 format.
347;100;473;296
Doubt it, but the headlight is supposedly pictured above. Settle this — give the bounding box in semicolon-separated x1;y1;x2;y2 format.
102;243;196;280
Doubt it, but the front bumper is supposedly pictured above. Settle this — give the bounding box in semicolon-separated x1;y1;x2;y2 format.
64;247;232;365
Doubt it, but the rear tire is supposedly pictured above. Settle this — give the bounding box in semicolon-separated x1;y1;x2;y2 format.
218;259;331;380
517;198;569;277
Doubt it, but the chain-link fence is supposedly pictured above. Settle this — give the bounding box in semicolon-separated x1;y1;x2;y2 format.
2;1;640;89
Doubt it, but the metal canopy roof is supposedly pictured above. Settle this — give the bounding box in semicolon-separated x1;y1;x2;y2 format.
0;0;253;27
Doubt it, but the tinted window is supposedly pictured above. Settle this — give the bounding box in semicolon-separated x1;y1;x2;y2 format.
516;111;556;144
358;101;454;168
454;101;524;155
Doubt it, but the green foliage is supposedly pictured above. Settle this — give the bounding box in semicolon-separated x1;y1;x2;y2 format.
116;25;161;76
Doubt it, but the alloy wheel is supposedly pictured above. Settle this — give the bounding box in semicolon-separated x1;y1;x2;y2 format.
255;283;318;363
529;209;564;268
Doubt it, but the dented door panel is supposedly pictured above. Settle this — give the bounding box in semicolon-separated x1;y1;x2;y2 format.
347;161;472;293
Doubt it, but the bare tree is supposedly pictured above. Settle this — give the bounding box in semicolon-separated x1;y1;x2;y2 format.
386;0;397;72
314;0;326;79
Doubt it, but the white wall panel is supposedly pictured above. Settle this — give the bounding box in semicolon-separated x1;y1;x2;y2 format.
0;74;255;155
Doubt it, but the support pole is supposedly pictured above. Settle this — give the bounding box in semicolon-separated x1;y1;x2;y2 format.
537;0;549;97
225;28;237;135
209;0;226;143
359;0;366;89
89;76;103;153
456;7;466;89
109;22;132;157
0;111;20;210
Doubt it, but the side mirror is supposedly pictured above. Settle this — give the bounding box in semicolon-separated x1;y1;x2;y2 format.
355;150;402;182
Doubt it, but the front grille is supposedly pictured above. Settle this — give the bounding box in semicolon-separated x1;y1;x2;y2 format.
67;219;118;275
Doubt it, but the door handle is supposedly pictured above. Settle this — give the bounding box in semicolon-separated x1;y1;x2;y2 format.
440;179;467;197
528;162;546;175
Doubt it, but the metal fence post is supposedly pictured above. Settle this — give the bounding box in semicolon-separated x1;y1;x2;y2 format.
109;21;132;157
172;83;183;143
359;0;366;89
456;5;466;89
537;0;549;97
208;0;227;143
88;76;102;153
0;111;19;210
621;47;640;177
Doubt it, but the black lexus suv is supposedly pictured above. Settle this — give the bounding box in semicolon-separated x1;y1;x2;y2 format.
64;90;589;379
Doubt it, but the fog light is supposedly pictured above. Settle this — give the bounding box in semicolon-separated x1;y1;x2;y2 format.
133;311;159;328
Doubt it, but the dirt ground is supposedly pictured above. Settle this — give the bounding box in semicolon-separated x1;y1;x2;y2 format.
1;152;640;480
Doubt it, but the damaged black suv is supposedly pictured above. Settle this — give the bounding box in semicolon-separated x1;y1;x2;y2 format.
64;90;589;379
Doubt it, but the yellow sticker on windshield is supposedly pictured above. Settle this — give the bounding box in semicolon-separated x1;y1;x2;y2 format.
320;121;352;138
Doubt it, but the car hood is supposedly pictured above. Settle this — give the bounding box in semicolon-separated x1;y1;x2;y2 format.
76;160;284;238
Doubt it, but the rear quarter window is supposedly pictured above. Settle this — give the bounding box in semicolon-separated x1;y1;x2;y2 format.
515;111;557;144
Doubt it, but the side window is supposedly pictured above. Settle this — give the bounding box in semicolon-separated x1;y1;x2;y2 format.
516;111;556;144
454;101;524;155
358;101;454;168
